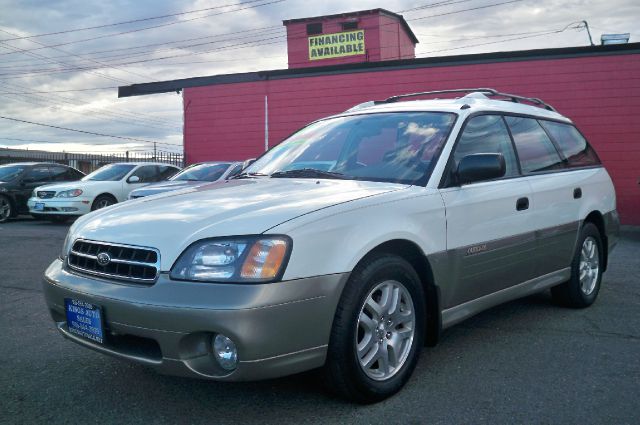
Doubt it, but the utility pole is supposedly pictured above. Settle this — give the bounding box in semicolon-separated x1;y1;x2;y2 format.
582;20;595;46
153;141;157;159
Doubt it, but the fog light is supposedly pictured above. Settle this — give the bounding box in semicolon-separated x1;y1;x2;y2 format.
212;334;238;371
61;207;78;212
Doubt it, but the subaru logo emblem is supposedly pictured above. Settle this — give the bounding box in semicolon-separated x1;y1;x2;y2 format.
96;252;111;266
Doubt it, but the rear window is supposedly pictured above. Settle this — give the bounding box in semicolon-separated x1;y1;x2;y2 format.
539;121;600;168
505;116;565;173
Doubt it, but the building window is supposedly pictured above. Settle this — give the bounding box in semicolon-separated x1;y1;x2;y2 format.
307;23;322;35
341;21;358;31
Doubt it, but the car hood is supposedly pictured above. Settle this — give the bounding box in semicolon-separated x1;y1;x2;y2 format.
69;178;408;269
35;180;115;192
130;180;203;196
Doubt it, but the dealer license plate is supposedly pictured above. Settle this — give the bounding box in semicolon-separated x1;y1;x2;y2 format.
65;298;104;344
34;202;44;211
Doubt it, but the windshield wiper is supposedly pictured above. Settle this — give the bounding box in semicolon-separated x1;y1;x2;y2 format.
270;168;347;179
231;172;269;179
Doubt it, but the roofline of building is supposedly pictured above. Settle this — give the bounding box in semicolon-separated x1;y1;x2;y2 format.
282;8;419;45
118;42;640;98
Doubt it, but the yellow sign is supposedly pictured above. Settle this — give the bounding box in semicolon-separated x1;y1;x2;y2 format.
308;30;365;60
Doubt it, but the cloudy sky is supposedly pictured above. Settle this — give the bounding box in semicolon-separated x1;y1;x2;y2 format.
0;0;638;154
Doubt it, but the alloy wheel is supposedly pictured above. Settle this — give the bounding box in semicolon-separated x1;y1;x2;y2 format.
0;197;11;221
579;236;600;296
355;280;415;381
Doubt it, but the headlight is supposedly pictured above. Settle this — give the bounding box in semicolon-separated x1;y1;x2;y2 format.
170;236;291;283
56;189;83;198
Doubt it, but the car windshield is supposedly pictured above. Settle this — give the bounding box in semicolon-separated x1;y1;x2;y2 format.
244;112;457;185
82;164;136;181
171;163;231;182
0;165;26;182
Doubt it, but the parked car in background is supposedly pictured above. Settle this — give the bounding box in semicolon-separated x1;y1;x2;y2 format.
0;162;84;223
128;161;243;200
43;89;618;403
28;162;180;222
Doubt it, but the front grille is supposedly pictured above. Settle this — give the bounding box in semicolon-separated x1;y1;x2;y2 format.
67;239;160;284
37;191;56;199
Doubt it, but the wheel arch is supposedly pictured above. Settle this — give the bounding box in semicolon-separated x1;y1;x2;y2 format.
583;210;608;271
355;239;442;347
91;193;118;210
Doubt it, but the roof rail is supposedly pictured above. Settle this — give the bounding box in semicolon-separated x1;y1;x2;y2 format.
379;88;556;111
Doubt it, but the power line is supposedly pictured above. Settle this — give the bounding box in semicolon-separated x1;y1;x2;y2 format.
0;0;271;42
0;27;286;71
407;0;524;22
0;26;284;66
0;86;118;94
0;136;146;147
416;22;585;55
0;115;182;147
0;81;181;128
0;92;181;131
0;0;286;56
0;0;527;78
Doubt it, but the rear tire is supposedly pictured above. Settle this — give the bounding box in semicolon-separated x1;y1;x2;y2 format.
324;254;425;404
91;194;116;211
0;195;12;223
551;222;603;308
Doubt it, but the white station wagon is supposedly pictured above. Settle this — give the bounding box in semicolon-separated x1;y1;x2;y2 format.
43;89;619;403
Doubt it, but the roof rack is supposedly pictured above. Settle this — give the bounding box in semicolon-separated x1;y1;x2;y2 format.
378;88;557;111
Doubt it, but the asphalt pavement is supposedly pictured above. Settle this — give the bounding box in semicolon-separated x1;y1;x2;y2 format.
1;217;639;424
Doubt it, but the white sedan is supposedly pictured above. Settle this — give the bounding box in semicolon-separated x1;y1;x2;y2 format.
28;162;180;222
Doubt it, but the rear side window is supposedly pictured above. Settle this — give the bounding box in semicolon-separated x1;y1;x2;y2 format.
452;115;519;178
130;165;160;183
49;166;76;181
23;166;51;184
538;121;600;168
505;116;565;173
158;165;179;180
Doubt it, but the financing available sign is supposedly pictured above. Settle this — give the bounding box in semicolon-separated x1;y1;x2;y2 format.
308;30;365;60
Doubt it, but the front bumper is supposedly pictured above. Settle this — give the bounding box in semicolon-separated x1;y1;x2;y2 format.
43;259;348;381
28;197;92;216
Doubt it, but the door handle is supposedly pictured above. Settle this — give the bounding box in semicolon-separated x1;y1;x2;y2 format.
516;197;529;211
573;187;582;199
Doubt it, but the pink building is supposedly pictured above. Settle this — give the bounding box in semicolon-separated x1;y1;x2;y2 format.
119;9;640;225
283;9;418;68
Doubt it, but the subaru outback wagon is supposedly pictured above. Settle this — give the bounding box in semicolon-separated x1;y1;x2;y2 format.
43;89;618;403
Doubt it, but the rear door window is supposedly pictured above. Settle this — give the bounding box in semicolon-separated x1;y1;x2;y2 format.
130;165;160;183
158;165;179;180
505;116;565;173
22;166;51;184
49;166;74;181
538;121;600;168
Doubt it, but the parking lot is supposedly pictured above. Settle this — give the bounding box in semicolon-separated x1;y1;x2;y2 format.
0;218;638;424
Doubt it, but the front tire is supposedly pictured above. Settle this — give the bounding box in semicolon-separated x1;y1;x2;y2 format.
91;194;116;211
551;222;603;308
324;254;425;403
0;195;13;223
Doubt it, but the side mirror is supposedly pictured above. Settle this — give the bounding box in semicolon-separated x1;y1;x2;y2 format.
127;175;140;184
456;153;506;185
